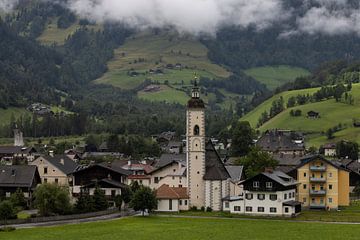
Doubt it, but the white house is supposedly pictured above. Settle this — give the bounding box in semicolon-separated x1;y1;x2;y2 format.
224;170;301;217
155;184;189;212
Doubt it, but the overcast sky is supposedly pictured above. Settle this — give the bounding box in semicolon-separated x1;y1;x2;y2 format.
1;0;360;36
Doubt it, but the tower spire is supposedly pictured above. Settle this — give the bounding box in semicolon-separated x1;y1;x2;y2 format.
191;73;200;99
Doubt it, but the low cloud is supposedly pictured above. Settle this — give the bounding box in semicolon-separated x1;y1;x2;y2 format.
0;0;19;12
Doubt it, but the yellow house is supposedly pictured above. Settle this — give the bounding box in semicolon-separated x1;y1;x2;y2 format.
297;155;349;210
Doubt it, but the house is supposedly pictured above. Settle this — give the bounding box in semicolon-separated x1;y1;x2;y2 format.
121;160;155;186
256;130;305;156
71;163;130;198
307;111;320;119
167;141;183;154
322;143;337;157
98;142;109;152
224;170;301;217
296;155;350;210
0;165;41;205
30;155;79;186
149;154;187;189
0;146;37;164
155;184;189;212
336;158;360;192
225;165;244;196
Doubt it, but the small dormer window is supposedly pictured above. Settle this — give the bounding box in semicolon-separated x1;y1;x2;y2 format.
266;182;272;189
253;181;259;188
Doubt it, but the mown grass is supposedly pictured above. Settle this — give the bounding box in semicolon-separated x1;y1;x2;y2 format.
137;85;189;105
0;108;29;126
2;216;360;240
245;65;310;90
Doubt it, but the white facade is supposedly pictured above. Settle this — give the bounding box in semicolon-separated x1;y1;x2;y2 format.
156;199;189;212
324;148;336;157
227;189;297;216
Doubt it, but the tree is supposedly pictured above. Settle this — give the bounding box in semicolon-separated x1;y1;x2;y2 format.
107;134;120;152
231;121;255;157
0;200;16;225
130;181;141;192
326;128;334;140
10;188;27;209
336;141;359;160
75;190;95;213
129;186;157;216
34;184;72;216
93;185;108;211
235;147;278;178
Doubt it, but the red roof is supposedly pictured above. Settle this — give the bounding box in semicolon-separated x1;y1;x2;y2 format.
156;184;188;199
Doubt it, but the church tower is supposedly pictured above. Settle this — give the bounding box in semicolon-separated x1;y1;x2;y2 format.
186;79;206;208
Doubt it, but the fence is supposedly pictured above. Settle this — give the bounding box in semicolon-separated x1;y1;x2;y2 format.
1;208;133;226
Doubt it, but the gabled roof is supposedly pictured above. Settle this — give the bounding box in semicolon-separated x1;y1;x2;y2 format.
274;154;315;166
204;140;230;180
256;130;304;152
156;184;188;199
0;146;36;154
83;178;127;189
154;154;186;168
225;165;243;182
296;155;350;172
241;170;298;187
0;165;38;188
39;155;79;175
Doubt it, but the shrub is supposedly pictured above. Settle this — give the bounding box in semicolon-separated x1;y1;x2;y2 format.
200;206;205;212
190;206;198;211
206;207;212;212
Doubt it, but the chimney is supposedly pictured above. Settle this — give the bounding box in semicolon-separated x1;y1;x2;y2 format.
49;150;54;157
60;158;64;165
264;167;274;173
128;160;131;166
11;169;16;176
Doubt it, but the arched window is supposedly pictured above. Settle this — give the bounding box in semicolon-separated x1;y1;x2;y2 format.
194;125;200;136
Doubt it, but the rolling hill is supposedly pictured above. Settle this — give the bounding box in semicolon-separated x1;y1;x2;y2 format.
241;84;360;147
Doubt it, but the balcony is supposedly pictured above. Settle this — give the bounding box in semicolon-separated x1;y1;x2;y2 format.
310;190;326;196
310;203;326;209
310;177;326;183
310;166;326;172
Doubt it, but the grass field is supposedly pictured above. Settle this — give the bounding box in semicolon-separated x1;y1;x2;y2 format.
2;216;360;240
95;31;230;90
0;108;29;126
241;83;360;147
245;65;310;90
138;85;189;105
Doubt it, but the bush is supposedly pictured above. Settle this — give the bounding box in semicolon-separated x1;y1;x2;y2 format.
190;206;198;211
0;200;16;224
0;226;16;232
10;188;27;209
200;206;205;212
206;207;212;212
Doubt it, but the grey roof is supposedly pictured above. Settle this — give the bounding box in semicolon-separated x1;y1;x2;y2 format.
0;165;38;188
256;130;304;152
296;155;349;172
204;141;230;180
82;152;123;158
0;146;36;154
83;178;127;189
261;171;297;187
274;154;315;166
283;200;302;206
225;166;243;182
42;155;79;175
154;154;186;168
97;162;132;175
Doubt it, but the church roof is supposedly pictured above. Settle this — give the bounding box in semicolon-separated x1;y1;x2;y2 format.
204;140;230;180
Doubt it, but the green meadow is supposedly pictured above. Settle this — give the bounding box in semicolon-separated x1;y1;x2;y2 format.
245;65;310;90
2;216;360;240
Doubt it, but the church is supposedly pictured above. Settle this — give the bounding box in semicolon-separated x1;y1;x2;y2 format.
185;81;241;211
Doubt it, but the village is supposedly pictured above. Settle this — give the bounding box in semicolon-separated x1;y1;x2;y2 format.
0;82;358;224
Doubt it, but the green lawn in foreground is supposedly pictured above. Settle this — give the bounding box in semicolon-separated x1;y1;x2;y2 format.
244;65;310;90
2;216;360;240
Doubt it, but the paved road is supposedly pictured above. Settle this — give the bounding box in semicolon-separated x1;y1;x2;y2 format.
10;212;127;229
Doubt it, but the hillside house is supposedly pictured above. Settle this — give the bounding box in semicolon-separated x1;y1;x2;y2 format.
307;111;320;119
323;143;337;157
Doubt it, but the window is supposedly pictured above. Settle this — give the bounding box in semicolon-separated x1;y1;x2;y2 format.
154;177;159;184
329;172;332;178
245;193;253;200
111;190;116;197
44;167;48;174
329;198;333;203
253;181;260;188
285;207;289;213
172;176;175;180
329;184;333;190
284;193;287;200
55;178;58;184
139;180;143;184
184;200;188;205
257;207;264;212
270;207;277;213
194;125;200;136
245;206;252;212
225;202;229;208
303;184;307;189
257;194;265;200
169;200;172;210
179;185;182;188
179;200;182;205
234;206;241;212
266;182;273;189
270;194;277;201
303;172;307;177
44;178;47;183
303;197;307;203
